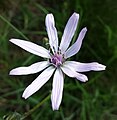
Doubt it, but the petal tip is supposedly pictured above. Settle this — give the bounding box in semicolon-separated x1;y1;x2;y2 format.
96;63;106;71
22;96;27;99
85;78;88;82
82;77;88;82
9;70;15;75
22;93;28;99
101;65;106;70
9;38;14;43
73;12;79;17
9;71;12;75
52;105;59;111
9;38;17;42
76;74;88;82
46;13;54;19
84;27;87;31
9;69;18;75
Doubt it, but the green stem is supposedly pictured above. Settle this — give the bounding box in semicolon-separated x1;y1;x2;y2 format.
21;94;50;119
0;15;29;40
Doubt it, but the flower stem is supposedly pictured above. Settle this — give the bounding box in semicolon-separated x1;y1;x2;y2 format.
21;94;50;119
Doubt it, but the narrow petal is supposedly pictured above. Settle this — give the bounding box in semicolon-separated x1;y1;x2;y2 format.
61;65;88;82
45;14;58;53
10;39;50;58
64;61;106;72
51;69;64;110
22;66;55;99
65;27;87;58
9;61;50;75
60;12;79;53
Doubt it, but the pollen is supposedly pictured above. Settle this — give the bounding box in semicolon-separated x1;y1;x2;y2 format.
51;53;63;67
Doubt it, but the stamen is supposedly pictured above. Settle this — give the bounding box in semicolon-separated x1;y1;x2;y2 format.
50;53;63;67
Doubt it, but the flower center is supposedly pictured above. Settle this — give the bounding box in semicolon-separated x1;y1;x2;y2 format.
50;53;63;67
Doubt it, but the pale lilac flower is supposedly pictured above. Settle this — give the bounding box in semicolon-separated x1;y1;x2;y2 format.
9;12;106;110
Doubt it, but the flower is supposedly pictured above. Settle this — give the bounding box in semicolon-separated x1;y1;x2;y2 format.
9;12;106;110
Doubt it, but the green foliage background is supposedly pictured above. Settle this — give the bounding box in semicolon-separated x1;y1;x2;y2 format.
0;0;117;119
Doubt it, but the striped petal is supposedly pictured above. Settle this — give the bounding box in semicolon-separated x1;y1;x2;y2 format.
10;39;50;58
65;27;87;58
64;61;106;72
51;69;64;110
22;66;55;99
45;14;58;53
60;12;79;54
61;64;88;82
9;61;50;75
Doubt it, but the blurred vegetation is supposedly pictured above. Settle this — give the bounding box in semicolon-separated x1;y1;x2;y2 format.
0;0;117;120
